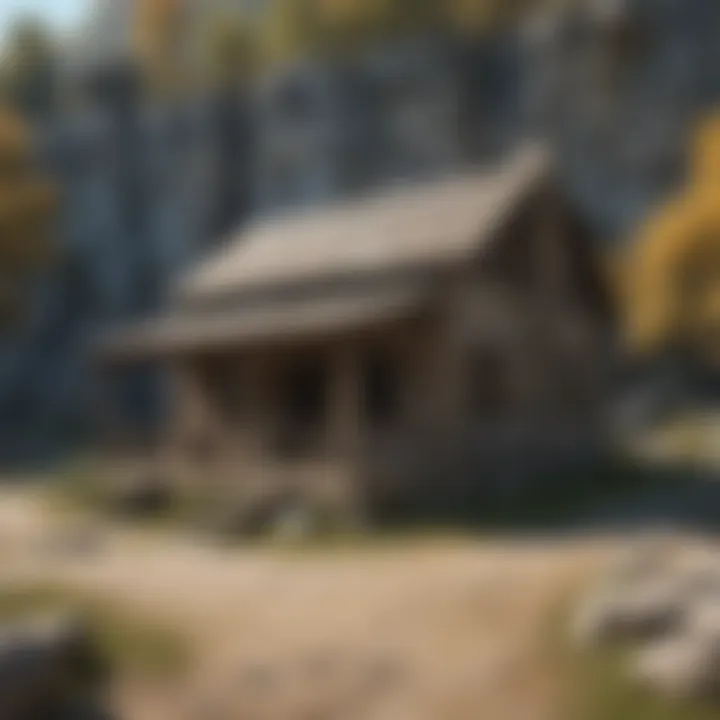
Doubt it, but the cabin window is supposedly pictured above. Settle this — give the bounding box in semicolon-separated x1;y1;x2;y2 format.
276;358;329;458
363;352;401;428
557;356;592;417
468;349;511;420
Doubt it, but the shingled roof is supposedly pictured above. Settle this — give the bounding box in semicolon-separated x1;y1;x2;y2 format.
100;144;549;360
178;144;550;307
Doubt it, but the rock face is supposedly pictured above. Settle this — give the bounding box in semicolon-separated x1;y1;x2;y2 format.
5;0;719;458
525;0;720;239
573;539;720;702
0;33;522;462
0;614;110;719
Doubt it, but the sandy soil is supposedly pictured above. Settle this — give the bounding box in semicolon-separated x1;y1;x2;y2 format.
0;488;621;720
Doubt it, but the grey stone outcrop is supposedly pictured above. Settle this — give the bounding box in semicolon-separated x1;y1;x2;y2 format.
573;540;720;702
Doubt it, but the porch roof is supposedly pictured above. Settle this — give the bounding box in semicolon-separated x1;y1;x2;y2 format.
97;281;428;363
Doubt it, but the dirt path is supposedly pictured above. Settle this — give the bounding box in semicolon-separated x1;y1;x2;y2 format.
0;489;620;719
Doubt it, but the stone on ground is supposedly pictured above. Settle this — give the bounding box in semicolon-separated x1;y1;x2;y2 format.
633;633;720;700
572;579;686;647
0;613;109;719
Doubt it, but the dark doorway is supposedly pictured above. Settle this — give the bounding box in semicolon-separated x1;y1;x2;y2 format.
469;349;510;420
277;357;329;458
363;352;401;428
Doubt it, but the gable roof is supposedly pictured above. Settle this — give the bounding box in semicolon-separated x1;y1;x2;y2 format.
99;144;550;362
178;143;550;307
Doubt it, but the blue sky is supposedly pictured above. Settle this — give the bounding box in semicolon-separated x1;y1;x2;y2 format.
0;0;91;41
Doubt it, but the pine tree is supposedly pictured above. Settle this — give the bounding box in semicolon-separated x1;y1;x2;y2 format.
0;106;56;325
1;17;57;120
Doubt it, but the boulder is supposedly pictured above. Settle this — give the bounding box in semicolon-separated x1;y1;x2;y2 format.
109;472;173;518
669;550;720;601
633;633;720;700
270;504;317;542
606;538;680;589
0;613;109;719
572;579;686;647
686;600;720;637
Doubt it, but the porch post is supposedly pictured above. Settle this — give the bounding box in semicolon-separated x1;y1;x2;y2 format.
329;347;362;458
90;364;125;452
242;355;273;458
328;347;364;517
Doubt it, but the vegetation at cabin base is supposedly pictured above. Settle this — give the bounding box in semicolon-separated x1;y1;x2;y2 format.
54;458;185;532
204;11;259;87
557;632;719;720
0;584;190;681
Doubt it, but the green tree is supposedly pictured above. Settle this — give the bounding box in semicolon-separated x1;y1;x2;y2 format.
0;106;56;325
259;0;546;65
203;10;258;87
366;0;443;40
0;17;57;119
444;0;534;37
134;0;192;98
265;0;327;63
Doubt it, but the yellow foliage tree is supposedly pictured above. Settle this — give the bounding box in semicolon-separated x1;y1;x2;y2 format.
443;0;537;37
133;0;559;79
133;0;191;96
623;115;720;361
264;0;333;63
202;10;258;87
0;106;55;325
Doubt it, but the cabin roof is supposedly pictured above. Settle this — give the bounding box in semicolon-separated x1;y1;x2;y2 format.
178;144;550;306
100;144;550;361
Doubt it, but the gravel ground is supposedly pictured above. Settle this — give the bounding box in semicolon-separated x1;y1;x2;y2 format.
0;487;631;720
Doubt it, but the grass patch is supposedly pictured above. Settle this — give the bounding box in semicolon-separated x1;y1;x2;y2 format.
51;458;188;532
565;643;720;720
0;584;191;682
52;459;107;515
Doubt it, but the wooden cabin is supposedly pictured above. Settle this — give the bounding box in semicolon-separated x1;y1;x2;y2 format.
99;145;613;520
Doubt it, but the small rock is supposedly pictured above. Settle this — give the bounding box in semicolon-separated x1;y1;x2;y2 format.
110;474;172;518
633;633;720;700
0;613;109;720
271;505;316;542
238;662;283;693
47;524;107;559
303;650;340;681
671;550;720;600
572;580;685;647
607;539;678;588
184;697;234;720
687;600;720;637
362;656;405;695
